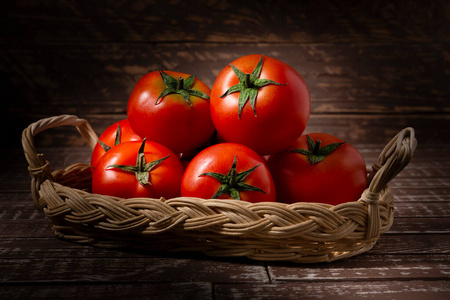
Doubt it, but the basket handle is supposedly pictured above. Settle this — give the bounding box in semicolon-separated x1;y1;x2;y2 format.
22;115;98;204
366;127;417;194
362;127;416;239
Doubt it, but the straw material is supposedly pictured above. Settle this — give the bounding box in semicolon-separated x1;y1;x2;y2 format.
22;115;417;263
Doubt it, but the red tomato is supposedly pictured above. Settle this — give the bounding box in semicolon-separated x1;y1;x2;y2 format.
127;70;215;153
92;140;184;199
210;55;310;155
90;119;142;170
181;143;276;203
267;133;367;205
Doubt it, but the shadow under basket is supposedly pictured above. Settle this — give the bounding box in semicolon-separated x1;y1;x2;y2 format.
22;115;417;263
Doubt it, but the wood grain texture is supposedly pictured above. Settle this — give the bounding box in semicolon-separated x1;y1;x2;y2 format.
1;257;269;283
267;254;449;281
1;0;449;298
3;41;449;147
3;43;448;113
0;283;213;300
2;0;448;43
215;281;450;300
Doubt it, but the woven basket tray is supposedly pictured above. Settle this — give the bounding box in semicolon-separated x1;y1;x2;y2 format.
22;115;417;263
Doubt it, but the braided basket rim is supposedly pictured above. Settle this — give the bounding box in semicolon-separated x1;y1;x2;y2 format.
22;115;417;263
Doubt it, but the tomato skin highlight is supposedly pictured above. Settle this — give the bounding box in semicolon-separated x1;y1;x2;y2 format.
90;119;142;170
127;70;215;154
267;133;368;205
92;140;184;199
181;143;276;203
210;54;310;155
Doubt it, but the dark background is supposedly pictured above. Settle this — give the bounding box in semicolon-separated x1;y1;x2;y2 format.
1;1;449;299
1;0;449;149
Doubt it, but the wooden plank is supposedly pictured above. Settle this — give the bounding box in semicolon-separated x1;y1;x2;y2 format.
393;164;450;178
305;114;449;145
0;238;140;259
2;233;448;259
392;188;450;203
0;220;55;238
388;177;450;189
3;0;448;43
388;218;450;234
3;43;448;115
0;237;215;260
394;202;450;217
267;254;450;282
0;204;44;220
372;234;450;254
0;257;269;283
0;283;213;300
2;281;450;300
214;281;450;300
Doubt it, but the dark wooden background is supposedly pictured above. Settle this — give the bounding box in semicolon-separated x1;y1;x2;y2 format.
2;0;449;147
1;0;449;299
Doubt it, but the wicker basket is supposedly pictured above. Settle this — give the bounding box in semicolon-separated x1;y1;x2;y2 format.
22;115;417;263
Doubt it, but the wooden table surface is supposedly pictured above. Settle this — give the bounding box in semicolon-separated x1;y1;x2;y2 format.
1;1;449;299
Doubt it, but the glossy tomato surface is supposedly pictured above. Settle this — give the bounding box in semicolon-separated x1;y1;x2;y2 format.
210;55;310;155
90;119;142;170
127;70;215;154
181;143;276;203
267;133;368;205
92;140;184;199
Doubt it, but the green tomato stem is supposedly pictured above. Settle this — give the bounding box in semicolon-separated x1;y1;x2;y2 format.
177;77;184;91
243;73;252;88
313;139;322;155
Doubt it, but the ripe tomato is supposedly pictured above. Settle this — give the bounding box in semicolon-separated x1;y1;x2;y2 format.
181;143;276;203
90;119;142;170
92;139;184;199
267;133;367;205
210;55;310;155
127;70;215;154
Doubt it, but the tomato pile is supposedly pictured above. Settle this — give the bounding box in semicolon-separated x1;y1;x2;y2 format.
91;54;367;205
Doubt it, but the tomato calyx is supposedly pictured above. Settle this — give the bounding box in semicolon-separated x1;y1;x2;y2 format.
107;139;169;186
219;56;287;119
291;135;345;165
200;155;267;200
98;124;122;153
156;70;210;107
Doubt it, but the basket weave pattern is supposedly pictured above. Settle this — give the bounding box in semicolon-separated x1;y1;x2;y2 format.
22;115;417;263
